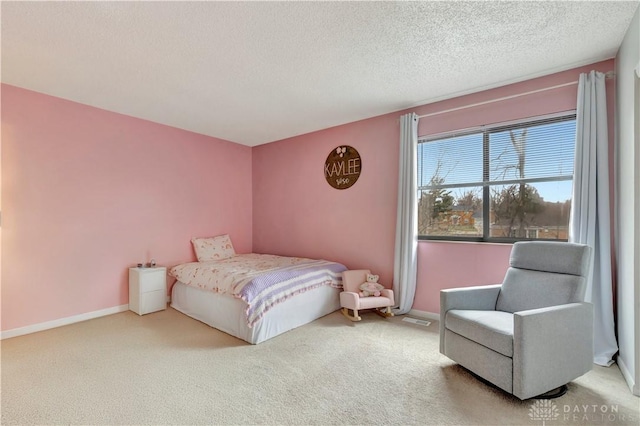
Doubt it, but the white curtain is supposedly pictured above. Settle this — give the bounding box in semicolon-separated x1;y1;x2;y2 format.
569;70;618;366
393;113;418;315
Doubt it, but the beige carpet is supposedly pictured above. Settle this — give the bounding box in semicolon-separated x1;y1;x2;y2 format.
1;308;638;425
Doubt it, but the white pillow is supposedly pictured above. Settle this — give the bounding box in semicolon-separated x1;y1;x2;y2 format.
191;234;236;262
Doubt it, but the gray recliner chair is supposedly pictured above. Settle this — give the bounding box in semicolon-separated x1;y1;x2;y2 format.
440;241;593;400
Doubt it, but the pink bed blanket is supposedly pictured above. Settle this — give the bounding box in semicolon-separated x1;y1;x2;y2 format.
169;254;347;327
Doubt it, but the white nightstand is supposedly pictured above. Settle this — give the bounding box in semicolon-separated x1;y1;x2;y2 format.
129;267;167;315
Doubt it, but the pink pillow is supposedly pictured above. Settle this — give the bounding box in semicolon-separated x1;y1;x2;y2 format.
191;234;236;262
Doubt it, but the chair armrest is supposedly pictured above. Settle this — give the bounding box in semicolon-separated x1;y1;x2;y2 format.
513;302;593;399
380;289;394;306
439;284;502;353
339;291;360;310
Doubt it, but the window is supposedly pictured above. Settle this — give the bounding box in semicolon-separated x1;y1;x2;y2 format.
417;113;576;242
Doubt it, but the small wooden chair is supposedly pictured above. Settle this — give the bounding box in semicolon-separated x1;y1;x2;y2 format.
340;269;395;321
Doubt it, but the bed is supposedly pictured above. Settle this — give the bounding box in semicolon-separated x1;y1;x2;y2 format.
169;249;347;344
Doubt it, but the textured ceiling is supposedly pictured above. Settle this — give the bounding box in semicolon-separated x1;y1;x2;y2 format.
2;1;638;146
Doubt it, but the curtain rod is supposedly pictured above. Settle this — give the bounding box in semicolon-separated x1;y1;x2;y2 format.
417;71;615;120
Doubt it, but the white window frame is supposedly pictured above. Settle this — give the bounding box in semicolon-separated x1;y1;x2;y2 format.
417;111;576;242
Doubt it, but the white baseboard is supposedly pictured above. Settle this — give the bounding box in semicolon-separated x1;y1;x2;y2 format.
616;354;639;396
0;304;130;340
407;309;440;322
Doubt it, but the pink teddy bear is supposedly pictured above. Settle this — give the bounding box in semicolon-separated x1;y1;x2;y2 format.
359;274;384;297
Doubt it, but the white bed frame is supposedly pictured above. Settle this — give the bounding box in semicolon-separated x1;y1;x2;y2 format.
171;281;341;344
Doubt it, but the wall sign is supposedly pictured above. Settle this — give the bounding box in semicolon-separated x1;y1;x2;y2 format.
324;145;361;190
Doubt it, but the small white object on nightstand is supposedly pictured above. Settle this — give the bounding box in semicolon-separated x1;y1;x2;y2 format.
129;267;167;315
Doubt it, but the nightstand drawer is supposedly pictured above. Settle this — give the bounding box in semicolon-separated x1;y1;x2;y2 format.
130;267;166;292
139;289;166;315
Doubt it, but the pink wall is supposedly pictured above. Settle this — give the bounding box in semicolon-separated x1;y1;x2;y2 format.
415;242;513;313
253;59;616;314
1;84;253;331
252;114;399;280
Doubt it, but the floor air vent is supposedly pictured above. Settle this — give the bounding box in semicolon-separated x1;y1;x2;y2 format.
402;317;431;326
